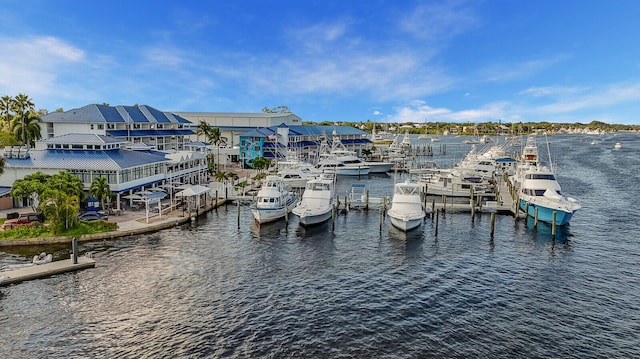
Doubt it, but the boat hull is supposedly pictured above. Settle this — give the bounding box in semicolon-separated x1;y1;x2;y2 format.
296;208;333;226
366;162;394;173
252;196;298;224
336;167;371;176
519;199;575;225
388;214;423;231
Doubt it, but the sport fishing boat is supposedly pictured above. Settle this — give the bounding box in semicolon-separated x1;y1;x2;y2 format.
292;174;335;226
251;175;299;224
513;136;581;225
387;179;426;231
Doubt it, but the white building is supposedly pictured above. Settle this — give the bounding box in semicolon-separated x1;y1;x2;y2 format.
0;134;207;210
175;111;302;148
41;104;194;151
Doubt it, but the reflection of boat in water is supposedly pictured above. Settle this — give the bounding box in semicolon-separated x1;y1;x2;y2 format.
251;175;299;224
292;174;335;226
387;180;425;232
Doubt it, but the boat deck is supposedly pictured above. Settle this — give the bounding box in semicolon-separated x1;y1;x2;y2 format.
0;255;96;287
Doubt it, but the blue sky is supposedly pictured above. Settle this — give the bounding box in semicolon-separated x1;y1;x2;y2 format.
1;1;640;125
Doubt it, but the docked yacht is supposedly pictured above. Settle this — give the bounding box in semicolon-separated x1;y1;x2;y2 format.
292;174;335;226
251;175;299;224
387;180;426;231
512;136;581;225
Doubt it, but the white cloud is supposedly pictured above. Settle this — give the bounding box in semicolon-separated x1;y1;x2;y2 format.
0;35;85;99
399;1;478;41
519;86;588;97
481;54;570;82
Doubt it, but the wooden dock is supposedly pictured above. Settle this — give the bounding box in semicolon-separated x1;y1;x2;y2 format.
0;255;96;287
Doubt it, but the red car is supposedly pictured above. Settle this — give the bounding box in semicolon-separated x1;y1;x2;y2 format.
1;212;44;230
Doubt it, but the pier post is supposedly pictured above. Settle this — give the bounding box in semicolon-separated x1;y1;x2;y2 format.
431;199;435;218
216;190;219;210
551;211;557;238
332;205;336;232
490;213;496;238
524;202;530;227
471;198;475;221
379;207;383;232
237;199;241;228
71;237;78;264
534;207;539;230
365;189;369;211
435;209;439;237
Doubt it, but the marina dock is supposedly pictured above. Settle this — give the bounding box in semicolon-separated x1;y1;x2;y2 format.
0;255;96;287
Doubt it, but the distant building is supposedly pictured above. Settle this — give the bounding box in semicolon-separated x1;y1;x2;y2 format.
0;134;207;210
238;124;370;168
174;111;302;148
41;104;194;151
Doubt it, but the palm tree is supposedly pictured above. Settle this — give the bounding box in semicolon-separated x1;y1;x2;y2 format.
89;176;112;210
195;120;211;142
202;126;224;173
10;110;42;148
0;95;13;132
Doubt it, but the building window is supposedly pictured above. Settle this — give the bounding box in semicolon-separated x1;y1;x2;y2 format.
90;124;94;130
98;124;104;130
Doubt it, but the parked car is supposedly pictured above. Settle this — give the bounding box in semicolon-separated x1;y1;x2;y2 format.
77;211;108;221
1;212;45;230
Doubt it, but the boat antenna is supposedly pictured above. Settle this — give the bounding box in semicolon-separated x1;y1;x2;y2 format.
544;134;554;172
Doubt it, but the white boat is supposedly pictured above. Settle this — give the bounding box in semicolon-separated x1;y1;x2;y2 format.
251;175;299;224
614;142;622;149
274;152;318;188
292;174;335;226
314;136;371;176
512;136;581;225
420;171;494;198
387;180;426;231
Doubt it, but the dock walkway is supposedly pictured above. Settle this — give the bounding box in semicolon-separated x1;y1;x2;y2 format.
0;256;96;286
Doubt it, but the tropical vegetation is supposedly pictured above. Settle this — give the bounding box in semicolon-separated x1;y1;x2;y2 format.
0;93;43;148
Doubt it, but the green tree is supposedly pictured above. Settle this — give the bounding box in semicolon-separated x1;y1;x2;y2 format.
251;156;270;173
10;110;42;147
89;176;112;210
10;172;50;211
0;95;13;132
195;120;211;142
47;171;85;204
40;189;80;234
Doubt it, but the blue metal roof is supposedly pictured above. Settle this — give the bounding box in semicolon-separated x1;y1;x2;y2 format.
39;133;124;145
41;104;194;125
107;129;194;137
4;149;168;171
120;106;149;123
0;186;11;197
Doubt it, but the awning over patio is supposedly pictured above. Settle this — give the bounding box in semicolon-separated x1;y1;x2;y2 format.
175;185;210;198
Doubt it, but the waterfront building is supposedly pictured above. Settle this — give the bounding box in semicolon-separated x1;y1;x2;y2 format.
0;134;207;210
175;111;302;148
40;104;194;151
238;124;371;168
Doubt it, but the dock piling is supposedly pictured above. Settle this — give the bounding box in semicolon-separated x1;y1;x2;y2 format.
71;237;78;264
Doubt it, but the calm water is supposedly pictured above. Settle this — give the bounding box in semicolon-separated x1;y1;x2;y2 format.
1;134;639;358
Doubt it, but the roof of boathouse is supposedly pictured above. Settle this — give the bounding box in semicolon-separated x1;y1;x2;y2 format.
41;104;192;124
